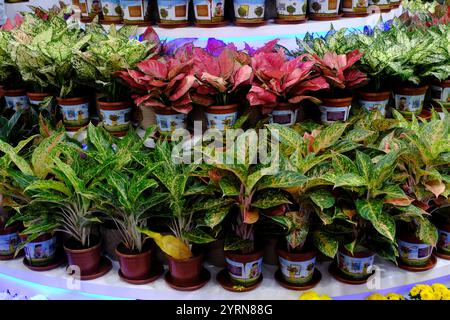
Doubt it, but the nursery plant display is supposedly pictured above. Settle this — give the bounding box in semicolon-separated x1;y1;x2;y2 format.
101;0;123;23
121;0;151;25
342;0;368;17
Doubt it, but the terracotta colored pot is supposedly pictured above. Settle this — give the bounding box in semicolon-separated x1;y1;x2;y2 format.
336;248;375;279
225;249;264;286
397;231;433;267
0;222;23;258
116;242;152;280
275;0;307;23
269;103;298;126
21;233;57;266
64;237;102;276
205;104;239;130
319;96;353;123
277;245;317;284
27;92;51;105
57;97;90;127
153;106;187;133
430;79;450;103
204;239;226;267
97;99;132;134
357;90;391;116
167;252;204;286
3;88;30;111
394;85;429;116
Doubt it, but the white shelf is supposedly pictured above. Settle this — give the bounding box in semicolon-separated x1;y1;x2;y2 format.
0;254;449;300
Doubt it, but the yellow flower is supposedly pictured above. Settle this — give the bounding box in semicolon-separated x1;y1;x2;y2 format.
385;293;405;300
366;293;388;300
320;294;332;300
433;292;442;300
431;283;449;295
442;291;450;300
420;290;436;300
409;287;421;297
299;291;320;300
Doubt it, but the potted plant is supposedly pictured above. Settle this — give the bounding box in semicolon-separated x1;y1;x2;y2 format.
433;205;450;259
342;0;368;17
275;0;307;24
233;0;266;26
189;46;253;130
74;24;156;137
118;53;196;135
308;0;341;21
247;48;328;126
157;0;190;28
101;0;123;23
312;50;368;123
193;0;227;27
121;0;151;25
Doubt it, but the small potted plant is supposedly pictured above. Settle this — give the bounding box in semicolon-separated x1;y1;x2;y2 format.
101;0;123;23
193;0;227;27
308;0;342;21
275;0;307;24
247;48;328;126
74;24;156;137
190;46;253;130
432;205;450;259
312;50;368;123
342;0;368;17
233;0;266;26
157;0;190;28
121;0;151;25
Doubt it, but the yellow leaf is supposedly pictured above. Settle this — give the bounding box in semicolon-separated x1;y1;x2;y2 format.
139;228;192;260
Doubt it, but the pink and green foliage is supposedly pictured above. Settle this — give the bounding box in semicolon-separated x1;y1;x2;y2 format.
312;50;368;91
118;55;196;114
246;48;329;114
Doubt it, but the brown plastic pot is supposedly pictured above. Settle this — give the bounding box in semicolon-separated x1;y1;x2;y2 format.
225;249;264;286
116;242;152;280
3;88;27;97
204;104;239;130
57;96;90;127
27;92;51;105
319;96;353;123
64;237;102;276
395;85;428;96
167;252;204;286
97;99;132;134
357;90;391;115
397;230;433;266
276;245;317;284
21;233;57;266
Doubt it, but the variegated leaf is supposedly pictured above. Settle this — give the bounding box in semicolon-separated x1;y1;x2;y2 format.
312;122;348;153
309;189;335;211
313;230;338;258
355;199;396;241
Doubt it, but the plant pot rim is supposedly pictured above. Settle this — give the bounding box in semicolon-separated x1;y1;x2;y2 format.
275;102;298;110
21;233;54;243
115;242;153;258
0;222;22;235
97;98;132;110
63;237;101;253
57;96;89;105
276;246;317;261
225;248;264;261
27;92;52;99
167;251;204;263
397;232;429;245
395;85;429;95
320;96;353;107
3;88;27;96
358;90;391;100
433;79;450;87
205;104;239;113
339;247;374;258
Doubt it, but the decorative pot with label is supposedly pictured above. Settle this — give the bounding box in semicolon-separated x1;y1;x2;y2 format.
308;0;342;21
194;0;227;27
233;0;266;26
121;0;151;25
157;0;190;28
275;0;307;24
342;0;368;17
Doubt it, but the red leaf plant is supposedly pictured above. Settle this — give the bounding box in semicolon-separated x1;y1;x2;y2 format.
246;48;329;114
117;55;196;114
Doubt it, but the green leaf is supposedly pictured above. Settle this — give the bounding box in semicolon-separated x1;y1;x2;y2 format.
415;218;438;246
312;122;348;153
182;229;215;244
344;240;357;255
370;150;400;189
334;173;366;188
203;206;231;229
257;171;307;191
219;177;240;196
25;180;71;197
332;153;357;175
0;139;34;176
252;190;291;209
355;199;396;241
224;235;253;251
313;230;338;258
271;215;294;231
355;151;374;182
309;189;335;210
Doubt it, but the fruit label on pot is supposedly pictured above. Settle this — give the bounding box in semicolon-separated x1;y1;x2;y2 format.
431;85;450;102
276;0;307;18
270;109;297;126
394;93;425;115
194;0;225;22
342;0;367;12
225;257;262;282
4;95;30;111
368;0;390;9
397;240;432;262
99;108;132;132
205;111;237;130
122;0;149;21
279;256;316;284
102;0;123;17
359;99;388;116
437;229;450;254
0;233;20;256
24;237;57;265
309;0;341;15
337;252;374;277
158;0;189;22
155;113;187;132
234;0;265;22
319;104;351;123
60;103;90;126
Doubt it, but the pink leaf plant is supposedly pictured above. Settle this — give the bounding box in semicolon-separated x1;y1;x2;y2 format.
246;47;329;114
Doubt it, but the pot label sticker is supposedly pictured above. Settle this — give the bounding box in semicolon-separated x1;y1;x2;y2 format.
102;0;122;17
394;93;425;115
309;0;342;15
158;0;189;22
87;0;103;15
225;257;262;282
155;113;187;132
437;229;450;254
319;105;351;123
99;108;132;132
60;103;90;126
279;256;316;284
270;109;298;126
122;0;149;20
336;252;374;278
359;99;388;116
342;0;367;12
205;111;238;130
234;0;266;22
0;233;21;256
397;240;432;264
4;95;30;111
24;237;57;266
276;0;307;18
194;0;225;22
431;85;450;102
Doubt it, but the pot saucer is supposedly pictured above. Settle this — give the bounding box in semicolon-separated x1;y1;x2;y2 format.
157;22;190;29
274;268;321;291
195;21;229;28
328;262;374;285
397;255;437;272
0;250;23;261
433;250;450;260
274;18;307;24
234;21;267;27
164;268;210;291
216;268;263;292
23;252;66;272
119;263;164;285
68;256;112;281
